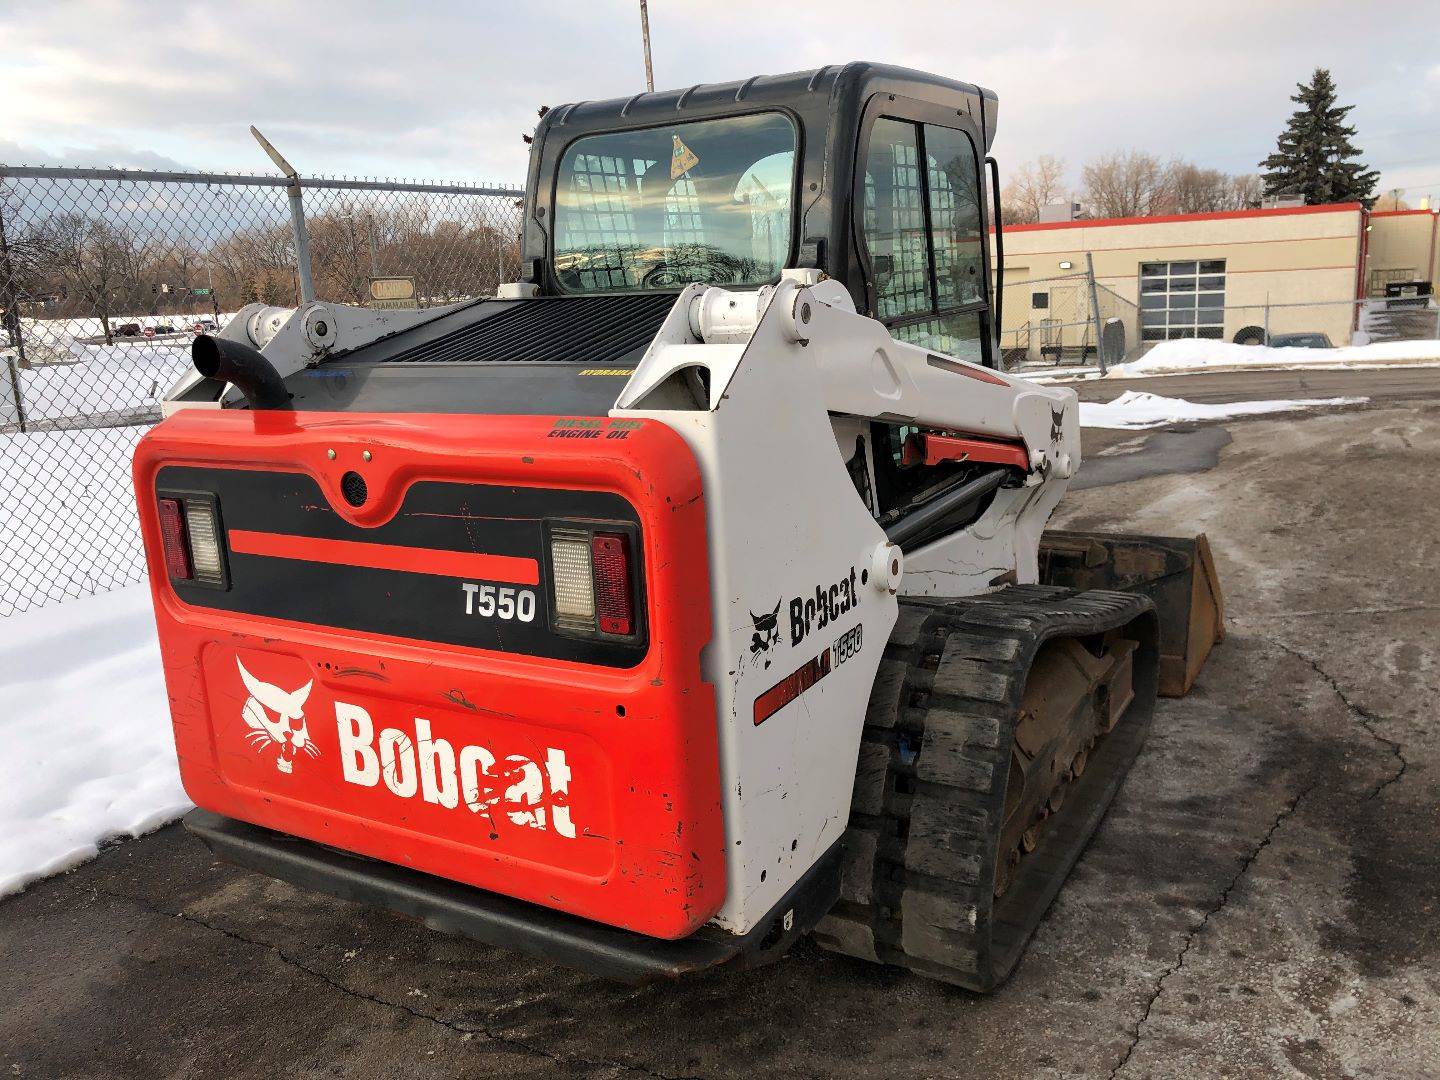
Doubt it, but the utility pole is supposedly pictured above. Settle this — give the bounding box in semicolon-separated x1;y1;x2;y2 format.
367;211;380;277
207;260;220;325
639;0;654;92
1085;252;1105;375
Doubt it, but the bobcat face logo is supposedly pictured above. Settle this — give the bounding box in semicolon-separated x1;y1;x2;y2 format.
1050;405;1066;444
749;600;782;668
237;658;319;774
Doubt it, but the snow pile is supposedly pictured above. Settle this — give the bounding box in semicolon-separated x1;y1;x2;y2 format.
1080;390;1366;429
0;585;190;897
1106;337;1440;378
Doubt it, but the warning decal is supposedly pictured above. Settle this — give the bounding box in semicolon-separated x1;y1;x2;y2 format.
671;135;699;179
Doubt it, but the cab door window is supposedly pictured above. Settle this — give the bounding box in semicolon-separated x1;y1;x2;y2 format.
925;125;985;310
861;117;989;365
862;118;934;319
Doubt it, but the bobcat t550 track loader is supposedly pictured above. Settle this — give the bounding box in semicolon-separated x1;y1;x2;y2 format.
135;62;1222;991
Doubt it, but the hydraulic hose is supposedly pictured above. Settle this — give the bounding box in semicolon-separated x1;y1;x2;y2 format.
885;468;1009;551
192;334;291;410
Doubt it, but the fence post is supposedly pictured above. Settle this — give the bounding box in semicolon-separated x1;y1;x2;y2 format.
289;180;316;303
250;127;316;303
1085;252;1106;374
0;198;27;432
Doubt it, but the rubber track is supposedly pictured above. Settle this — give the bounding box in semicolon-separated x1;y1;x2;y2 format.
813;585;1159;991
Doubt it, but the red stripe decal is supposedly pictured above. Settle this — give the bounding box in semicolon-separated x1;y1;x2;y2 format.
228;530;540;585
754;648;833;726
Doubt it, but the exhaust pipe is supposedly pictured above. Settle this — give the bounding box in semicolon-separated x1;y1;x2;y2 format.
192;334;291;410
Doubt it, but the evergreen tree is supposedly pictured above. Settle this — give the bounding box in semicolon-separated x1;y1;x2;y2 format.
1260;68;1379;207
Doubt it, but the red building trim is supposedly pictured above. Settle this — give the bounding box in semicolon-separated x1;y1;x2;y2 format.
994;202;1364;234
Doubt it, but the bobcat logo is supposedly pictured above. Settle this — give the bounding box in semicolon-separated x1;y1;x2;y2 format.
749;600;782;668
237;658;319;774
1050;405;1066;444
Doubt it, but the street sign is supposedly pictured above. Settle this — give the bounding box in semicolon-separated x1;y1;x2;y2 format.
193;287;213;297
369;276;418;309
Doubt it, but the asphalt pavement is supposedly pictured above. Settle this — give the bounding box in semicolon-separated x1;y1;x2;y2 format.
2;368;1438;1079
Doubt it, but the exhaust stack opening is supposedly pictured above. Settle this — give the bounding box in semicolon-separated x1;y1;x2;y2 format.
192;334;292;411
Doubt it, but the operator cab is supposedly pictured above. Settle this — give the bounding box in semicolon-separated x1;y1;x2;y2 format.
185;63;1002;419
525;61;1002;368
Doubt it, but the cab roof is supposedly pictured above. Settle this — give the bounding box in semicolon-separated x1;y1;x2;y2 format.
539;62;997;152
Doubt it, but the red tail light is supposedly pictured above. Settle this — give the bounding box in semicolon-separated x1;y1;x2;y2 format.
157;497;193;580
591;532;633;636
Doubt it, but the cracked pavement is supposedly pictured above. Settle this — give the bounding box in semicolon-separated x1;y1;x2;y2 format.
2;377;1439;1078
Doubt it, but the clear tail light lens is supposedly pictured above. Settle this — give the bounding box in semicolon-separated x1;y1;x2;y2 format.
550;533;597;622
157;498;192;580
184;501;225;585
591;532;633;636
156;494;227;587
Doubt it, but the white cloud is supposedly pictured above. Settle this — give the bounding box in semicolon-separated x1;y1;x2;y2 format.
1;0;1435;202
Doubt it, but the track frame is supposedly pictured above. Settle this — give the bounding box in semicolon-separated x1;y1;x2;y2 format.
814;585;1160;991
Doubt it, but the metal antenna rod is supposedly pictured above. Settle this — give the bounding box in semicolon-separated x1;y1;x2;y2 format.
638;0;654;92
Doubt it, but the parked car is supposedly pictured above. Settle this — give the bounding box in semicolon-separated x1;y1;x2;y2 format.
1269;332;1333;349
116;323;142;337
153;323;177;334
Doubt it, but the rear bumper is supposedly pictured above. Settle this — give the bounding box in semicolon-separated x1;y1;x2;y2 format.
185;809;842;983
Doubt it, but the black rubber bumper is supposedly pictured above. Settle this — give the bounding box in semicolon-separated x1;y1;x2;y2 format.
184;809;840;984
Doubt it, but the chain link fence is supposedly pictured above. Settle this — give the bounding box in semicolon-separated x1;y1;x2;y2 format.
1191;295;1440;349
1001;267;1439;376
1000;268;1137;372
0;166;523;617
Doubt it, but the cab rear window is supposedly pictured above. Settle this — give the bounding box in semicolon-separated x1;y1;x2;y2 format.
553;112;797;293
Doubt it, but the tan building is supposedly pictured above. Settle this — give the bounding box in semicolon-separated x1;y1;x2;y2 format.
994;203;1440;360
1367;208;1440;296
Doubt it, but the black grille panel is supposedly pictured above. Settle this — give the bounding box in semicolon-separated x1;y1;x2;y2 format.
383;294;676;366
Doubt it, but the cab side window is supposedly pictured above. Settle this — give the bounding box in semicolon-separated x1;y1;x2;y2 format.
861;118;988;365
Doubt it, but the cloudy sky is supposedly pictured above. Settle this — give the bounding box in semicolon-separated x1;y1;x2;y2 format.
4;0;1438;205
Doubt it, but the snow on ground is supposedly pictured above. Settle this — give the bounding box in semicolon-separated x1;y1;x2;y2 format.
0;584;189;898
1080;390;1367;429
0;426;150;602
2;311;235;427
3;343;190;426
1104;337;1440;379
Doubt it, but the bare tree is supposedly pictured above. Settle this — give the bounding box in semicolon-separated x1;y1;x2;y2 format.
33;214;136;344
1228;173;1264;210
210;223;298;307
1001;155;1067;224
1081;151;1175;219
1376;188;1409;212
1169;163;1233;213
